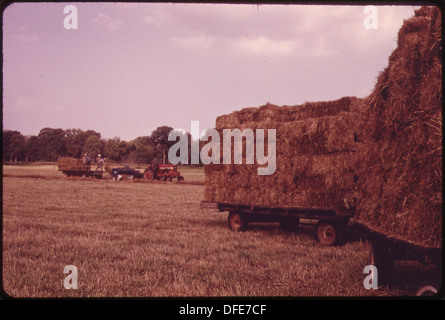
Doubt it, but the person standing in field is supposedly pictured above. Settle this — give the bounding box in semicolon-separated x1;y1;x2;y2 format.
96;154;104;172
86;154;92;171
83;153;88;170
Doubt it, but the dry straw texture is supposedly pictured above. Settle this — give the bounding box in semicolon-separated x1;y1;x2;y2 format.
352;6;442;248
204;96;360;210
204;6;442;248
57;157;84;171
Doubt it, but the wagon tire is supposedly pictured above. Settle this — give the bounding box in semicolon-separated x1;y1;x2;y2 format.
315;221;338;246
416;281;439;296
228;212;248;232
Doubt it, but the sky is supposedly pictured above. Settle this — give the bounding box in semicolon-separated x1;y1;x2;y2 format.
2;2;420;141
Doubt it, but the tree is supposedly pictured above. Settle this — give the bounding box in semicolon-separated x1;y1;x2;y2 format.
104;137;122;161
3;130;26;162
83;135;104;159
24;135;40;162
37;128;67;161
150;126;174;164
64;129;101;158
127;136;155;164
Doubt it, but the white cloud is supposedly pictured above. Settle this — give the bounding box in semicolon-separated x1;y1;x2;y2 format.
232;36;295;57
91;13;123;31
171;35;215;52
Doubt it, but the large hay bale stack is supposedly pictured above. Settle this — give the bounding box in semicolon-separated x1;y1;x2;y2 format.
353;6;442;248
204;6;442;248
204;96;360;210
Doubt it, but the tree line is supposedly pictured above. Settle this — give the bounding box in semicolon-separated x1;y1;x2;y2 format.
3;126;200;165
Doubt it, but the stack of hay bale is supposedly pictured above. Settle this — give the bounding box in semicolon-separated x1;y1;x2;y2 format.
204;6;442;248
204;96;360;210
57;157;84;171
353;6;442;248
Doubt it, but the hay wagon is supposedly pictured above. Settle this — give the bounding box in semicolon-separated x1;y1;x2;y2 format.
57;157;104;179
201;201;355;246
350;220;442;296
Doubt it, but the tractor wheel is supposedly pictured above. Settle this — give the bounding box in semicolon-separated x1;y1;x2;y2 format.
228;212;248;232
177;176;184;181
143;168;154;181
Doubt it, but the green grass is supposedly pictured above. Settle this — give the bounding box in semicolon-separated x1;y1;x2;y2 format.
2;165;421;297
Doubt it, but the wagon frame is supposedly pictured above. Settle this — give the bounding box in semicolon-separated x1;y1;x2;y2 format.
350;220;442;296
201;201;355;246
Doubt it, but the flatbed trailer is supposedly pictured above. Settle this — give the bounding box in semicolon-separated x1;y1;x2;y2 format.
61;170;103;179
349;220;442;295
201;201;355;246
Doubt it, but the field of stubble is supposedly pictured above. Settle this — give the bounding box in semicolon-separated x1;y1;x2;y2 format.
3;164;418;298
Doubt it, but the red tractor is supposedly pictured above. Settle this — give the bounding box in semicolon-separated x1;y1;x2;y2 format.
143;164;184;182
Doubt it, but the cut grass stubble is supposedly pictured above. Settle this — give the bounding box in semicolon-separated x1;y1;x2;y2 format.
3;166;402;297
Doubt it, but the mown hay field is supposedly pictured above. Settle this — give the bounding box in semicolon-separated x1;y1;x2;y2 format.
2;164;427;298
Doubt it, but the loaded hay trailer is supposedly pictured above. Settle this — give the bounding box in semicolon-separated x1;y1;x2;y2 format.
57;157;103;179
347;6;442;295
202;6;442;295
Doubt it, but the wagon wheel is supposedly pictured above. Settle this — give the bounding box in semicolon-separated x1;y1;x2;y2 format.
143;167;154;181
315;221;338;246
416;281;439;296
228;212;248;232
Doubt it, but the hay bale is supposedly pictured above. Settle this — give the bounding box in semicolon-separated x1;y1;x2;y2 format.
353;6;442;248
57;157;84;171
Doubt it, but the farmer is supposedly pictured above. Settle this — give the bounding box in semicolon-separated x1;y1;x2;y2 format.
151;159;159;180
96;154;104;172
86;154;92;171
82;153;88;170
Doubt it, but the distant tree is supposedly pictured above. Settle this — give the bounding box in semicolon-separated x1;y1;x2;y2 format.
24;135;40;162
118;140;131;162
64;129;102;158
127;136;155;164
104;137;122;161
83;135;104;160
3;130;26;162
150;126;174;164
37;128;67;161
